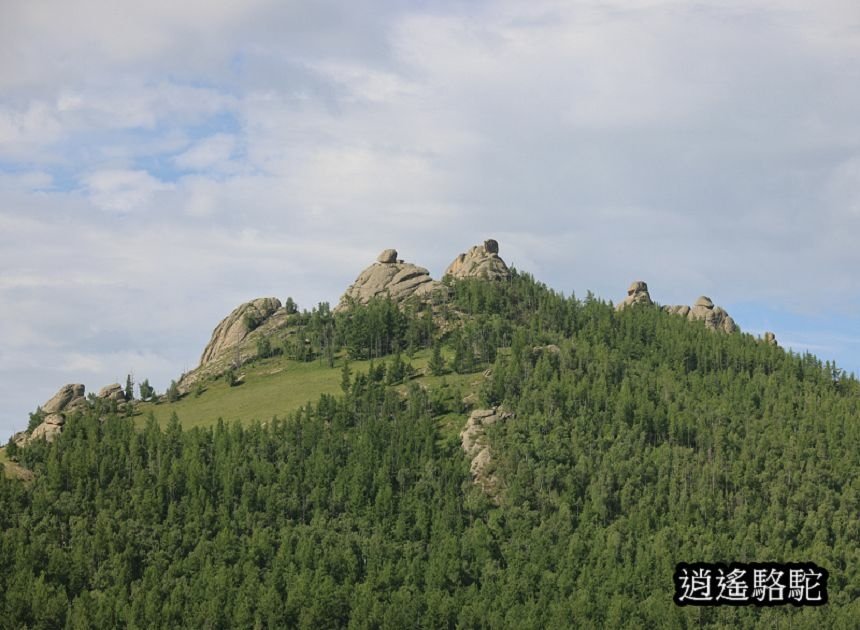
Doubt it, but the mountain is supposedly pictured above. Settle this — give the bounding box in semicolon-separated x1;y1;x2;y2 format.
1;241;857;628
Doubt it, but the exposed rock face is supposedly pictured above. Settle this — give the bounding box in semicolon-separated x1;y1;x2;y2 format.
445;240;511;281
337;249;445;309
200;297;282;367
764;331;778;346
460;407;512;499
98;383;126;402
42;384;85;414
663;296;737;333
616;280;653;311
26;393;77;444
532;344;561;357
30;422;62;443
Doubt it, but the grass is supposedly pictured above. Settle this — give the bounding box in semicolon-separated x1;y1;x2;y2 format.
0;447;34;482
3;347;488;483
134;348;485;430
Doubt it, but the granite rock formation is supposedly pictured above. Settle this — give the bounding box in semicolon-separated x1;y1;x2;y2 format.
337;249;445;310
663;296;737;333
200;297;282;367
616;280;653;310
445;239;511;281
98;383;127;402
460;407;512;499
42;383;85;414
23;384;88;444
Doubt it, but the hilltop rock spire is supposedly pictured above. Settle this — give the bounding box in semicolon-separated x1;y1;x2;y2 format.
616;280;653;310
445;239;511;281
336;248;445;310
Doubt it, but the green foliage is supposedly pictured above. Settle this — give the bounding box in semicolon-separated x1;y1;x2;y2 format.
2;272;859;627
27;407;44;432
338;297;409;360
224;369;238;387
429;340;445;376
284;296;298;314
340;359;351;395
5;440;18;460
125;374;134;401
242;311;263;331
256;335;274;359
166;380;180;403
138;379;155;402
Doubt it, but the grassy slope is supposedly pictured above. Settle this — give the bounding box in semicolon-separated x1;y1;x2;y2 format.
0;447;34;482
135;348;480;430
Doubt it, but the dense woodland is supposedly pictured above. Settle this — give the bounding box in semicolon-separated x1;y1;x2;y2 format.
2;272;859;628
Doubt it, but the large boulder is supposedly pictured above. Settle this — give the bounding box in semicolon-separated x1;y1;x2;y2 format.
200;297;282;367
41;384;85;414
30;421;62;443
337;249;445;310
97;383;126;402
445;239;511;281
616;280;653;310
663;295;737;333
377;248;398;263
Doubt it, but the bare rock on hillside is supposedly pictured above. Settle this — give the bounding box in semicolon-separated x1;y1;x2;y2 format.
337;249;445;309
663;295;737;333
445;239;511;281
460;407;512;500
41;384;85;414
200;297;282;367
764;331;778;346
30;421;63;443
98;383;126;402
616;280;653;310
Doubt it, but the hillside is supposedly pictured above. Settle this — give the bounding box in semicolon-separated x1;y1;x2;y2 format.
2;256;859;627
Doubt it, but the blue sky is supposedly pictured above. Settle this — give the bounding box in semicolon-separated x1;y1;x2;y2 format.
1;0;859;437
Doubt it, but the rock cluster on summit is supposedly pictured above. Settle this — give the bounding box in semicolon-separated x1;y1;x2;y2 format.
663;296;737;333
615;281;653;310
336;249;445;310
615;281;738;334
445;239;511;281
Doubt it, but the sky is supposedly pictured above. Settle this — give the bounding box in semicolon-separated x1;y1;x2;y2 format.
1;0;859;438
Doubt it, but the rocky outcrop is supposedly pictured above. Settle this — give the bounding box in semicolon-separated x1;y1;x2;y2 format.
616;280;653;310
98;383;126;402
663;296;737;333
200;297;282;367
532;344;561;357
763;331;778;346
337;249;445;310
460;407;512;499
445;239;511;281
41;384;85;414
30;415;64;443
22;384;87;445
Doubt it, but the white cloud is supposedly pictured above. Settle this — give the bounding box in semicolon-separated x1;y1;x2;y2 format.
83;169;174;213
174;133;238;172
